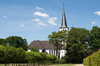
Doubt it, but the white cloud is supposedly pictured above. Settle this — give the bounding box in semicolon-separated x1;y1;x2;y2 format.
35;6;44;10
33;12;49;18
91;21;96;24
48;17;57;25
32;19;40;22
20;24;25;27
94;11;100;16
37;22;47;26
2;16;7;19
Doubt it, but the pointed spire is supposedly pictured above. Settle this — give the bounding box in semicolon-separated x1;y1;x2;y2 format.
61;5;67;28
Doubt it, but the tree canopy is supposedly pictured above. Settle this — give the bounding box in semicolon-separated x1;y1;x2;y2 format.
48;30;68;59
89;26;100;51
64;27;92;63
3;36;28;50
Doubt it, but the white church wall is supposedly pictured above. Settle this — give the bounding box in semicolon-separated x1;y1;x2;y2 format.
45;49;49;54
28;49;31;52
28;48;66;59
60;49;66;59
39;49;42;52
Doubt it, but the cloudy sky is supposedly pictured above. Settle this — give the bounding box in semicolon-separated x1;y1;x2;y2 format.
0;0;100;44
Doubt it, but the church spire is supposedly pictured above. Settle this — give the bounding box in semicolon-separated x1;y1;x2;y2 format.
61;6;67;27
59;5;68;31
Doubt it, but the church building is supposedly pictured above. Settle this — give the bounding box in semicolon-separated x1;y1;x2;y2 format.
28;7;68;59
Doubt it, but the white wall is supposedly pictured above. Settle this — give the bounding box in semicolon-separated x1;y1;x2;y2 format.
59;27;68;31
28;48;66;59
60;49;66;59
39;49;42;52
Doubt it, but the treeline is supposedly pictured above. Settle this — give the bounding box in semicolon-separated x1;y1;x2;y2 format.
65;26;100;63
49;26;100;63
0;45;57;66
83;49;100;66
0;36;28;50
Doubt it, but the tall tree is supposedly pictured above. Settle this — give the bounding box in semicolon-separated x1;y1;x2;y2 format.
5;36;28;50
89;26;100;51
48;30;68;59
64;27;91;63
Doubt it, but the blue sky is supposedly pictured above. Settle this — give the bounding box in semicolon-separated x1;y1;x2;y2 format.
0;0;100;44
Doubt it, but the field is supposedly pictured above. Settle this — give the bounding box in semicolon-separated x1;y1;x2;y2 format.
0;64;84;66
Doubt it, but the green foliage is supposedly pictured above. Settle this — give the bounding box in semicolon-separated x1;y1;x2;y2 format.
16;48;26;63
55;59;65;64
83;49;100;66
48;30;68;59
4;46;17;63
26;52;57;65
26;52;36;63
46;55;57;63
0;39;6;46
30;47;39;52
0;45;5;63
64;27;91;63
5;36;28;50
89;26;100;51
0;45;57;65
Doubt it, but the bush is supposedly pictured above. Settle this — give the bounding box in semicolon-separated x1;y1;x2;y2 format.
55;59;65;64
83;49;100;66
16;48;26;63
4;46;17;63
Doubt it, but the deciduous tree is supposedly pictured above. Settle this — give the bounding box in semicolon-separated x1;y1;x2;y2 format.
5;36;28;50
48;30;68;59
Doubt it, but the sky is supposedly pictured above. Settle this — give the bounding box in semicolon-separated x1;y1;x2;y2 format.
0;0;100;44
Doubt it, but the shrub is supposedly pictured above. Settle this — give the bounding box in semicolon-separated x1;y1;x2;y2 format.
83;49;100;66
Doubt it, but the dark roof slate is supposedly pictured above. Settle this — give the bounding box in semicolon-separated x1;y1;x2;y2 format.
29;40;66;49
29;40;55;49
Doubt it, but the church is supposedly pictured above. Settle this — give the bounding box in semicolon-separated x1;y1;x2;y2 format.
28;7;68;59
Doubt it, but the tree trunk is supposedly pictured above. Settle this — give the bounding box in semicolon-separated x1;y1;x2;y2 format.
33;62;35;66
27;63;28;66
16;63;17;66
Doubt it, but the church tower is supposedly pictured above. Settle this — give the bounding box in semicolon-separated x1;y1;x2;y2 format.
59;7;68;31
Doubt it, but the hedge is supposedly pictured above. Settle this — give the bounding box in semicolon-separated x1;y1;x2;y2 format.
83;49;100;66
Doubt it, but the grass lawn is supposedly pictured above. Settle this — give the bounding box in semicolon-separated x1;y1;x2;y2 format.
0;64;5;66
0;64;84;66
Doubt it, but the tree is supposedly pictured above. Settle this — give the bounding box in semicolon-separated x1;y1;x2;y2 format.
4;46;17;63
30;47;39;52
48;30;68;59
16;48;26;63
26;52;37;65
5;36;28;50
64;27;91;63
0;45;5;63
0;39;6;46
89;26;100;51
